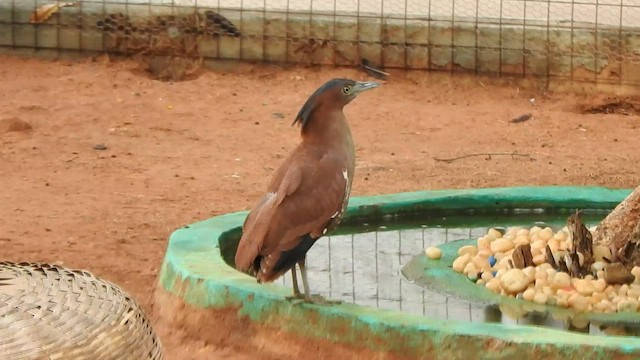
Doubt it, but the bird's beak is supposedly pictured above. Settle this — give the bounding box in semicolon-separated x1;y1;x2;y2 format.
353;81;380;94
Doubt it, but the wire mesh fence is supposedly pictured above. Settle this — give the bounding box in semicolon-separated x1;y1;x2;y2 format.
285;222;638;336
1;0;639;84
280;226;490;317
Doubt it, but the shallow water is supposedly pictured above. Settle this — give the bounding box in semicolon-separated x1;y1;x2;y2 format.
276;214;640;336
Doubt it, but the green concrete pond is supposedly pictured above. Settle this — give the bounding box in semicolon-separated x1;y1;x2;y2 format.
157;186;640;359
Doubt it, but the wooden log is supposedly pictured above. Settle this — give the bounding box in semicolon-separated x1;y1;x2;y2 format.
593;185;640;268
544;244;570;274
604;262;635;285
545;245;558;270
568;210;595;271
512;244;535;269
564;252;584;278
558;258;570;274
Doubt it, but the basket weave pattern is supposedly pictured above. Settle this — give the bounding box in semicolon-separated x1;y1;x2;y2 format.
0;261;163;360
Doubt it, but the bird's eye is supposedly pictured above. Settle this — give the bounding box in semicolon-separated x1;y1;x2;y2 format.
342;86;352;95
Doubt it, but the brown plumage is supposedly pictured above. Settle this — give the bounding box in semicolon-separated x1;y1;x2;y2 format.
234;78;379;303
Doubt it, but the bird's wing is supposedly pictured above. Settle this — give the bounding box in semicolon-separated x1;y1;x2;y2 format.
260;154;348;255
234;165;302;271
234;153;349;275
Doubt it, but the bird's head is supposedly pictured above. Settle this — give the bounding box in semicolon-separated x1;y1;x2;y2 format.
293;78;379;130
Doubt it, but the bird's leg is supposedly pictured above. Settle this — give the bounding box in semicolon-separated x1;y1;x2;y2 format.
299;259;311;298
299;259;341;306
291;267;301;296
285;265;304;302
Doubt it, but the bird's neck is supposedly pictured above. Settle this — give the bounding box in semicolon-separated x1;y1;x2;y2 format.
300;108;354;152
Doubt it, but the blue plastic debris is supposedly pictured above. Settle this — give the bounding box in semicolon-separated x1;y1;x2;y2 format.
488;255;497;267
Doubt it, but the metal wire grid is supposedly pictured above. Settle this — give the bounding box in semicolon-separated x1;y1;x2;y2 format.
280;223;626;336
1;0;640;84
278;226;491;322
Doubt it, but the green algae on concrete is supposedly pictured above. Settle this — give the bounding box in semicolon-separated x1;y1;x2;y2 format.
158;186;640;359
342;186;629;223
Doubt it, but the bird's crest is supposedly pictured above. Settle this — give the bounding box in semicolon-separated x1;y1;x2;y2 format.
292;78;352;130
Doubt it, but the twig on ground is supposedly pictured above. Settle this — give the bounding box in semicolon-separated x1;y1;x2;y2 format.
510;113;532;123
113;192;164;200
433;152;533;163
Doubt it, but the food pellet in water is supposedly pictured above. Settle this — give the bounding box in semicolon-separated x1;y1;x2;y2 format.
425;246;442;260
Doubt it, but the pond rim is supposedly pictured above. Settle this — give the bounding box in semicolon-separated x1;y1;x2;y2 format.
158;186;640;359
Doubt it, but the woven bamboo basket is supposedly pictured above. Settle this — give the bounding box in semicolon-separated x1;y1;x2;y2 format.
0;261;163;360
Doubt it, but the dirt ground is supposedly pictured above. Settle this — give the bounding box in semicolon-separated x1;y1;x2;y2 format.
1;54;639;359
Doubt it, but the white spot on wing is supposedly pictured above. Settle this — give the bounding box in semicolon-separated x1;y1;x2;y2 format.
322;228;327;235
337;168;351;217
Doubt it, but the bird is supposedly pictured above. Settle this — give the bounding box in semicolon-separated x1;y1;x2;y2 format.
234;78;379;304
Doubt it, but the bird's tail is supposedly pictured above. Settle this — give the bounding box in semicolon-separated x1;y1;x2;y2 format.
234;193;277;272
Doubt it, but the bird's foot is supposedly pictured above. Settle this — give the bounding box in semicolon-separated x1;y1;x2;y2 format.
285;294;341;306
285;294;304;302
285;291;306;304
302;294;342;306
